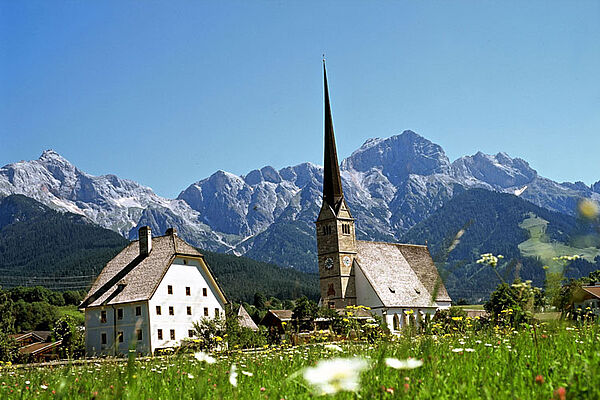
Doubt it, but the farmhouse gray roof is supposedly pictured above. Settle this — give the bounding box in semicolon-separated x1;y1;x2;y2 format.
81;231;226;308
355;241;451;308
237;305;259;331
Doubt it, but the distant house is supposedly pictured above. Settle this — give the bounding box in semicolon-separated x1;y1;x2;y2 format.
571;284;600;319
237;305;259;331
80;227;228;356
9;331;61;362
260;310;292;335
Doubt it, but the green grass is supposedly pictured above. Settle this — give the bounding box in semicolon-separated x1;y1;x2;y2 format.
456;305;485;310
1;324;599;399
57;305;84;326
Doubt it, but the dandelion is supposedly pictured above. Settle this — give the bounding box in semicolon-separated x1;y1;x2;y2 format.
384;358;423;369
302;357;368;395
229;364;238;387
194;351;216;364
324;344;343;352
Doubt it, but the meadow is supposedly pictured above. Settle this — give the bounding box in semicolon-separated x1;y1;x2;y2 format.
1;322;598;399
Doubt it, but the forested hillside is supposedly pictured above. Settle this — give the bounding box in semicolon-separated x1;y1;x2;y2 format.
403;189;600;303
0;195;129;288
0;194;318;302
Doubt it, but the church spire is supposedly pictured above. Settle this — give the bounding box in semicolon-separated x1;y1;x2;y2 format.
322;60;344;209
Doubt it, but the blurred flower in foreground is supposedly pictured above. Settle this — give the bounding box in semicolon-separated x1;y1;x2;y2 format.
194;351;216;364
578;198;599;220
229;364;238;387
303;358;368;394
385;357;423;369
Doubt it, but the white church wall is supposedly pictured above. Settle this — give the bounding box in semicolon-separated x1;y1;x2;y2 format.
148;256;226;353
354;264;383;309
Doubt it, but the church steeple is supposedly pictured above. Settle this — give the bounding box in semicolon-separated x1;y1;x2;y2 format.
316;61;357;309
322;60;344;210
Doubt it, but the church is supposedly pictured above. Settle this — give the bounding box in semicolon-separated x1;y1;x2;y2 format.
316;62;451;332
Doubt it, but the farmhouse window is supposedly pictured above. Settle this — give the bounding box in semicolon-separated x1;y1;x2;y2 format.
187;306;192;315
203;288;207;297
136;329;142;341
101;333;107;345
117;308;123;320
168;285;173;295
188;330;194;338
135;306;141;316
204;307;209;316
169;306;174;316
215;308;219;318
117;331;123;343
156;306;161;315
186;287;191;296
170;329;175;340
100;310;107;323
157;329;163;340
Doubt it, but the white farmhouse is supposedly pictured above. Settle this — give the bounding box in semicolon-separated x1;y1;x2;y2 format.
80;226;228;356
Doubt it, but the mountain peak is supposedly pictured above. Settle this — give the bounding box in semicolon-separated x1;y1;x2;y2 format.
342;129;451;182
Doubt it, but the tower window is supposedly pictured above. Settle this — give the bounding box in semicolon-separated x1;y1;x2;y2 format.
342;223;351;234
322;225;332;235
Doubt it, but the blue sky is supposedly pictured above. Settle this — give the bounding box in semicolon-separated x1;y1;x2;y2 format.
1;1;598;198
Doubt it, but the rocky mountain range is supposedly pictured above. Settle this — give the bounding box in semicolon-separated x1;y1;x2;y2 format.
1;130;598;272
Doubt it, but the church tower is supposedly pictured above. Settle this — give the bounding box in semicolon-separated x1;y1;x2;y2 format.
316;61;358;309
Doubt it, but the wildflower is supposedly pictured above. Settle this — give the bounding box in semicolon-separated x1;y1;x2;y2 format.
194;351;216;364
554;386;566;400
578;199;599;219
187;373;194;379
229;364;238;387
452;348;463;353
302;357;368;395
464;348;475;352
40;385;48;390
384;358;423;369
260;387;266;392
535;375;544;385
241;371;253;376
324;344;343;352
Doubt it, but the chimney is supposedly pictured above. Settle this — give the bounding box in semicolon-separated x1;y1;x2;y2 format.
165;227;177;236
139;226;152;256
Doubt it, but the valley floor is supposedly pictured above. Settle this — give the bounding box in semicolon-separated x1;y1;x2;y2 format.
1;323;598;399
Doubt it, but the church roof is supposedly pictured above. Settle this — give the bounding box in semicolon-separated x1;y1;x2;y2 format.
81;232;227;308
237;305;259;331
355;241;451;308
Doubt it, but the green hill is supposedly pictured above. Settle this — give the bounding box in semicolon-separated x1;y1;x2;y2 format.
0;194;318;302
402;189;600;303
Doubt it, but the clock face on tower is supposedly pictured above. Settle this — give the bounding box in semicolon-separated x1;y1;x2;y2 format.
324;257;334;269
343;255;352;267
